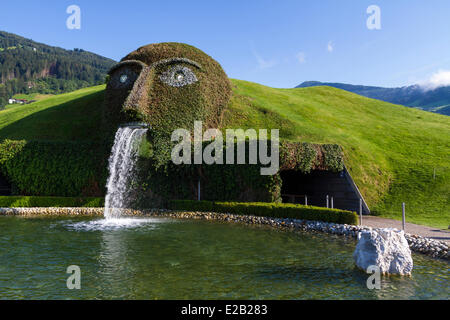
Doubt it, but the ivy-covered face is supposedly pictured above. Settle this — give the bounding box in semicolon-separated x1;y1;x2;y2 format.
104;43;232;151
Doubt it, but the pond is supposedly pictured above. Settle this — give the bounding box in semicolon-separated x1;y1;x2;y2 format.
0;216;448;299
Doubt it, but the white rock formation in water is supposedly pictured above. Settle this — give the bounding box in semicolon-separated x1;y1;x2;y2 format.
353;228;413;275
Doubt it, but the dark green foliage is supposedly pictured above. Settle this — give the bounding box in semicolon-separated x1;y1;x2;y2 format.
169;199;214;212
169;200;359;225
322;144;345;171
279;141;343;172
280;141;316;172
0;139;108;197
135;161;281;208
0;196;104;207
0;31;115;107
0;139;26;163
135;140;343;207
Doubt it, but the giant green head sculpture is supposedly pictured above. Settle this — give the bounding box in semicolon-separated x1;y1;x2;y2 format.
104;42;232;163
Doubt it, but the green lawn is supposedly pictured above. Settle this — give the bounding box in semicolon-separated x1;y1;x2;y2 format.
2;93;54;111
0;85;105;142
12;92;53;101
0;80;448;228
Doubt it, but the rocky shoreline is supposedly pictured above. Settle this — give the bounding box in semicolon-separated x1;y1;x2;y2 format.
1;207;448;261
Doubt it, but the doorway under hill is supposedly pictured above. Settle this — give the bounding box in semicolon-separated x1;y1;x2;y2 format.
280;169;369;214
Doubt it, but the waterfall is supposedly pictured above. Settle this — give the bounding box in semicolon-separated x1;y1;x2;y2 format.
104;126;147;219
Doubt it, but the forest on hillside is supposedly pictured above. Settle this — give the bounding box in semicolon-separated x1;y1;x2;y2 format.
0;31;116;109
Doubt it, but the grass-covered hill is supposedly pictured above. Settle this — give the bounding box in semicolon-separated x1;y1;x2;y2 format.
0;86;104;142
0;31;116;109
0;80;448;228
297;81;450;116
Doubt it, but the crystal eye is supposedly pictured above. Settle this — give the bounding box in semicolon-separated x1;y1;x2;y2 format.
175;71;185;82
109;67;138;89
160;66;198;87
120;75;128;83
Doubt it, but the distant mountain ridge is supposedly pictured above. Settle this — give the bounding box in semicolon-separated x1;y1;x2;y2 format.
296;81;450;115
0;30;116;109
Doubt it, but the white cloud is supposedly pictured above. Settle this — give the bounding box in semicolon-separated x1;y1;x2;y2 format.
253;51;277;70
327;41;334;53
420;70;450;90
296;52;306;64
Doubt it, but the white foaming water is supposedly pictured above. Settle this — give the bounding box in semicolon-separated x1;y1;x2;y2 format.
104;126;147;219
64;217;168;231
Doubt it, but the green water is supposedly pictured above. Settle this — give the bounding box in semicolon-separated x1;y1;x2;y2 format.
0;216;448;300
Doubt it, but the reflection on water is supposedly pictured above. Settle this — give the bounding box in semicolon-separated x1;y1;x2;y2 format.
97;228;134;298
0;216;448;299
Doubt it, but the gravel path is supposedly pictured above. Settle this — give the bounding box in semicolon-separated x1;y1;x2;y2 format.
361;216;450;243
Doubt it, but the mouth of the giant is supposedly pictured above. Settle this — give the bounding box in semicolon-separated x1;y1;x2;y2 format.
119;122;150;129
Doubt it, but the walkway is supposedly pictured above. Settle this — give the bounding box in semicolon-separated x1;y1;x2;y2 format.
361;216;450;243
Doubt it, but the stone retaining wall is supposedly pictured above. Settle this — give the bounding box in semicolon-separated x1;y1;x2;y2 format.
1;207;448;261
0;207;104;216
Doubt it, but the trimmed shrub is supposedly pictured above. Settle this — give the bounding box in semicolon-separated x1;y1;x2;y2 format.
135;140;344;206
169;200;358;225
279;141;343;172
0;196;104;208
169;199;214;212
0;140;108;197
0;138;343;205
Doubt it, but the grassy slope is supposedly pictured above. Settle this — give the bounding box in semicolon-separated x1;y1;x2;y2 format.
222;80;450;228
0;80;448;228
12;93;53;101
0;85;105;142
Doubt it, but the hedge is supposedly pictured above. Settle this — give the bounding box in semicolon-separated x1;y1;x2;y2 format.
0;196;104;208
135;140;344;207
0;139;108;197
169;200;358;225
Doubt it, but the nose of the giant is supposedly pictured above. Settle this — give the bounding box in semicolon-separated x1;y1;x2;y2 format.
121;66;153;121
106;60;152;123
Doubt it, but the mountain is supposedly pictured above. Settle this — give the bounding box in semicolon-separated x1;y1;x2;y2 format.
0;81;448;228
0;31;116;109
296;81;450;115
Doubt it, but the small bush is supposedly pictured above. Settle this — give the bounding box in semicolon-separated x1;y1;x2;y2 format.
169;200;358;225
169;199;214;212
0;196;104;208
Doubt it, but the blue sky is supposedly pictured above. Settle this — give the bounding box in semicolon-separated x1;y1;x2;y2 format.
1;0;449;88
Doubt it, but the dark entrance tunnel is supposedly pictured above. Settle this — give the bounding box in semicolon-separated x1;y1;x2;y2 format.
280;170;363;213
0;173;11;196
